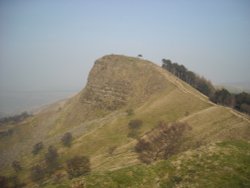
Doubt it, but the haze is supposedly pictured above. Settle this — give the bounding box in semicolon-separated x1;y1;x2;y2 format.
0;0;250;115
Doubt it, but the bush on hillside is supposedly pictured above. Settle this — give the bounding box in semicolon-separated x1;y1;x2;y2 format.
61;132;73;147
32;142;44;155
0;112;31;126
66;156;91;178
135;122;191;164
135;139;151;153
128;119;143;129
45;145;59;171
127;119;143;138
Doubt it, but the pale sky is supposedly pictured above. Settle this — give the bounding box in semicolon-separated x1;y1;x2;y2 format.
1;0;250;93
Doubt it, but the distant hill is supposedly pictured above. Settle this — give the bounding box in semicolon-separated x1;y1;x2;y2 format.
0;55;249;187
217;82;250;93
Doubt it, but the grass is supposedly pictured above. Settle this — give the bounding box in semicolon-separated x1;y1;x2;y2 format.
0;55;249;187
61;140;250;188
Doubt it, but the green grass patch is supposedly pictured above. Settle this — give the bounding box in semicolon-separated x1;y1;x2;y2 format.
70;140;250;188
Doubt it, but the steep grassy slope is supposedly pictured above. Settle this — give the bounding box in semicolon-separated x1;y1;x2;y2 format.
0;55;249;187
0;55;170;171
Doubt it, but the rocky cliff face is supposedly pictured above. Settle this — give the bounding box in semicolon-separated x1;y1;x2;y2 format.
79;55;168;111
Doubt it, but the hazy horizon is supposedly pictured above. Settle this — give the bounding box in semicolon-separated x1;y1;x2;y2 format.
1;0;250;115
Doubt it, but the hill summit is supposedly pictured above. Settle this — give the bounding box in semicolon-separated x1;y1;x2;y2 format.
62;55;171;125
0;54;250;187
80;55;168;110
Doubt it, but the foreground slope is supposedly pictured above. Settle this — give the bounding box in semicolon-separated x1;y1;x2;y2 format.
0;55;249;187
83;140;250;188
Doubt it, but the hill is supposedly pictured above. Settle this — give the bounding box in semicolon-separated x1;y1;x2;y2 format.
0;55;249;187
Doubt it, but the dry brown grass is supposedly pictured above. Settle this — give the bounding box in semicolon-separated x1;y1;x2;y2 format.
0;55;249;187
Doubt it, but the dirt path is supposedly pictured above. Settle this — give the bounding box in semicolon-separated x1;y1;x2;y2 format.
227;108;250;123
157;67;250;124
180;106;217;122
156;67;211;104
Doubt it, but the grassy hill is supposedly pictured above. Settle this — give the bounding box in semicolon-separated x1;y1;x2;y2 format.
0;55;249;187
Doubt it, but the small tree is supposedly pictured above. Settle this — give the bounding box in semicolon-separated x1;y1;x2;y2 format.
127;119;143;138
32;142;44;155
66;156;90;178
12;161;22;172
61;132;73;147
45;145;58;171
135;139;150;153
128;119;143;129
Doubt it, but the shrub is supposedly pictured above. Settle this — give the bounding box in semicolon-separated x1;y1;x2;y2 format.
127;119;143;138
32;142;44;155
135;140;153;164
135;139;150;153
61;132;73;147
12;160;22;172
66;156;91;178
128;119;143;129
45;145;58;171
135;122;191;163
0;112;31;126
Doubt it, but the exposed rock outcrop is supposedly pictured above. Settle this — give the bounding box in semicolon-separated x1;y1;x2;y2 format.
79;55;168;111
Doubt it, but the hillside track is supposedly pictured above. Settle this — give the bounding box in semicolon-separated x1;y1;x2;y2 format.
157;67;250;124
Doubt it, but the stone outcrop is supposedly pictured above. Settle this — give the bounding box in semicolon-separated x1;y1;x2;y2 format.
79;55;168;110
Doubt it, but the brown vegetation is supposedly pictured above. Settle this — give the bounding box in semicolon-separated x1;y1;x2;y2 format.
135;121;191;164
45;145;59;171
66;156;90;178
61;132;73;147
127;119;143;138
0;112;31;126
32;142;44;155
